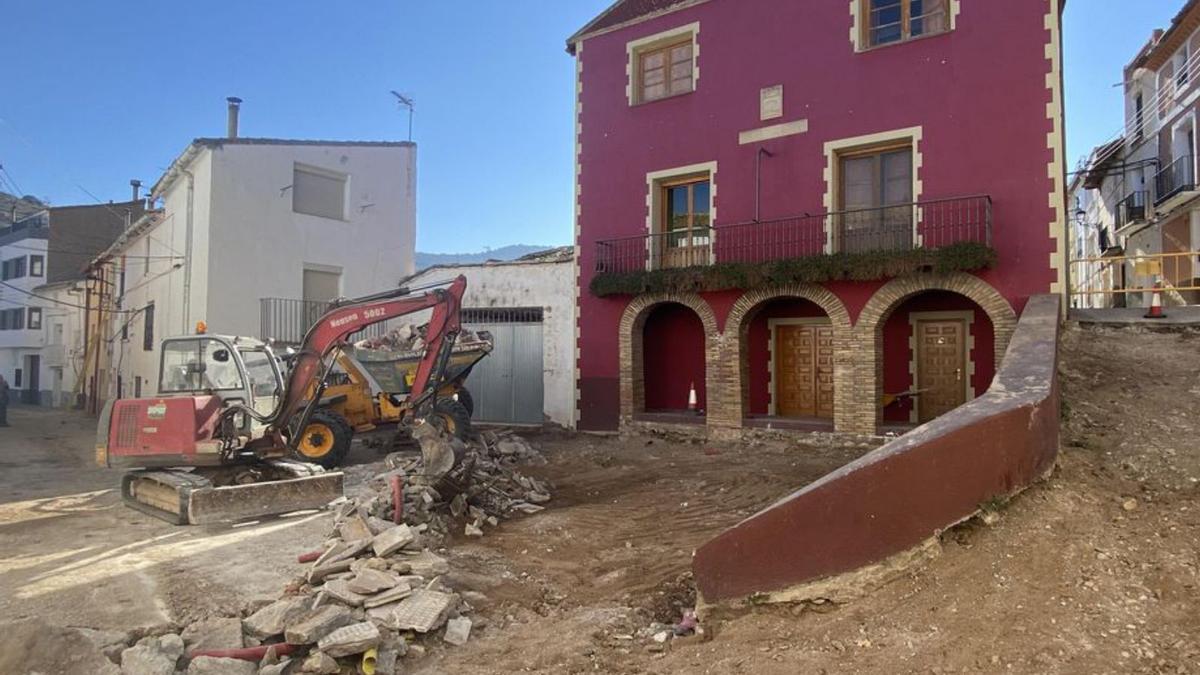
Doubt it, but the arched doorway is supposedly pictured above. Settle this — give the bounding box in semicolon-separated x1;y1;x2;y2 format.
617;292;718;424
719;285;853;431
880;291;994;425
642;303;707;414
851;272;1017;434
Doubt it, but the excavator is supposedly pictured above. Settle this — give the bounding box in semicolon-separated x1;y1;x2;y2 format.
96;276;470;525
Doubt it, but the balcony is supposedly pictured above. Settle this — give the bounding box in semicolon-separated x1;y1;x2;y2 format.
1154;154;1197;211
1113;190;1148;234
260;297;388;345
594;195;992;275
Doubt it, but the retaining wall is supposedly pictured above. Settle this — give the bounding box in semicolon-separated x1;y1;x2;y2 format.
693;294;1061;604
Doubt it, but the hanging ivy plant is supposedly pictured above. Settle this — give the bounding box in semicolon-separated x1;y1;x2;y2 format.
589;242;997;297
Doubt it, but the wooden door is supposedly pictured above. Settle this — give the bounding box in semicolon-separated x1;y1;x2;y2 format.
775;324;834;419
916;319;967;423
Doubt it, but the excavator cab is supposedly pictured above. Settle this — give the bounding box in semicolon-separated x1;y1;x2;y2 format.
156;335;285;437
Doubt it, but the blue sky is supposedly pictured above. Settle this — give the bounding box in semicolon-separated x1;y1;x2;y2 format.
0;1;1186;253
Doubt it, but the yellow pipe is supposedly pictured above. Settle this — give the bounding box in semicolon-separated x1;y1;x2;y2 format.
361;647;378;674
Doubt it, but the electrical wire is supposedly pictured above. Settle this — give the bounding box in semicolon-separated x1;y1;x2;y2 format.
0;279;140;313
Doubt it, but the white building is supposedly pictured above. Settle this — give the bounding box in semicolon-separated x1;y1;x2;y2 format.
0;199;142;406
0;212;50;402
401;248;575;428
93;104;417;402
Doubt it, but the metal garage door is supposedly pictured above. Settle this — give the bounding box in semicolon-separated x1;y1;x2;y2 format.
462;308;544;425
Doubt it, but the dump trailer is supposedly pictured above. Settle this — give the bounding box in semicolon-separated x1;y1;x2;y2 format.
96;276;471;525
296;333;492;468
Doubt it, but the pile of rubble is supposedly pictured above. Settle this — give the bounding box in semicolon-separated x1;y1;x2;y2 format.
75;433;552;674
352;322;492;356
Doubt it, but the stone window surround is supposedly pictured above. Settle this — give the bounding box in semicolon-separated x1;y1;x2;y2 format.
822;126;923;254
849;0;961;53
626;22;701;106
644;161;718;270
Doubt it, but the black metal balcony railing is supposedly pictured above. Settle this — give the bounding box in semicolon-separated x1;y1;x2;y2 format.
1115;190;1148;230
260;297;388;344
1155;155;1196;205
594;227;713;275
594;194;992;274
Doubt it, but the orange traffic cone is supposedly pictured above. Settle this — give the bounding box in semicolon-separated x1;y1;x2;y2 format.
688;382;698;413
1144;281;1167;319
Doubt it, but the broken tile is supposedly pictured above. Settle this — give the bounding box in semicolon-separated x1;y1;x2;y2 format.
372;524;415;557
390;590;456;633
346;568;398;595
243;596;311;639
363;582;413;609
284;605;354;645
443;616;472;646
321;579;368;607
317;621;380;658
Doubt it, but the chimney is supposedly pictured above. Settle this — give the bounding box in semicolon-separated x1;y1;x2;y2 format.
130;179;142;202
226;97;243;139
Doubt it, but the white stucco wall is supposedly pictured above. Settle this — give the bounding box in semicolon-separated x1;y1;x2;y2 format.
105;140;415;399
405;257;576;428
0;233;51;399
205;142;417;338
36;282;87;407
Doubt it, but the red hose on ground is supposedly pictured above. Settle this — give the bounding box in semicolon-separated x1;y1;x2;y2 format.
190;643;298;661
391;474;403;524
297;549;323;563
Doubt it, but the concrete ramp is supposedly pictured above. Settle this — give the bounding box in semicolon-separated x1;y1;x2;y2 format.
693;295;1061;605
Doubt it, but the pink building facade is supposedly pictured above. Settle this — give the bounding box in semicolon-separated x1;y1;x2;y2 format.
570;0;1067;435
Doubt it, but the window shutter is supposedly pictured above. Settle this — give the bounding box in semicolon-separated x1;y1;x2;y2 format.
293;165;348;220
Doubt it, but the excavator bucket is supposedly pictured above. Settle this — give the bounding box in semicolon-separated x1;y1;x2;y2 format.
413;422;465;481
122;461;344;526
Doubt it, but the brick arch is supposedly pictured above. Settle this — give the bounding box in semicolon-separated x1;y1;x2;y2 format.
848;272;1017;434
618;292;720;420
713;285;854;431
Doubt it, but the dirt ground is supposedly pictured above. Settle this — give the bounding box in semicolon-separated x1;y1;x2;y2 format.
1;322;1197;674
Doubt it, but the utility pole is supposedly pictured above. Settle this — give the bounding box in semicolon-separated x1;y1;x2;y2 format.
390;91;415;142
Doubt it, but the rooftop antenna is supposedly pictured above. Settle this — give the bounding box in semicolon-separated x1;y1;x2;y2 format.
390;90;415;142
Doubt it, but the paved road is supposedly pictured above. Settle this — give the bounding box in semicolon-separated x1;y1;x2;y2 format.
0;405;330;630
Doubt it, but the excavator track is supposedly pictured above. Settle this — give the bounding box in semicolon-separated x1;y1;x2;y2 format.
122;460;344;526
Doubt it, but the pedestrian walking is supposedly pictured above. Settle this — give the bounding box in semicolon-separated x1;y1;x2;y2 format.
0;374;9;427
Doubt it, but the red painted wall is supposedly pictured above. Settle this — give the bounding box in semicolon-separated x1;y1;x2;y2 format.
744;299;828;416
881;292;996;423
574;0;1061;429
642;303;707;411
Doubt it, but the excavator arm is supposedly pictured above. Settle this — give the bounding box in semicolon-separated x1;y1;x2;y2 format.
269;275;467;451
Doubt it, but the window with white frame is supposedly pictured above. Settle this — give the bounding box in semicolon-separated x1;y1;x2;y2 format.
29;255;43;277
293;163;348;221
27;307;41;330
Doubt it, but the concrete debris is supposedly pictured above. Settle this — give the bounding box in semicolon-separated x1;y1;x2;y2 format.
391;590;458;633
363;582;414;608
187;656;257;675
243;596;313;639
346;568;399;595
322;579;368;607
0;619;123;675
298;651;339;674
371;430;550;543
372;524;416;557
257;658;293;675
119;634;182;675
353;323;491;355
181;617;243;653
374;648;399;675
443;616;472;646
316;621;381;658
124;431;549;674
285;605;355;645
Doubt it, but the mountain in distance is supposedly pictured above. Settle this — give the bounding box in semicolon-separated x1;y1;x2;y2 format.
415;244;555;269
